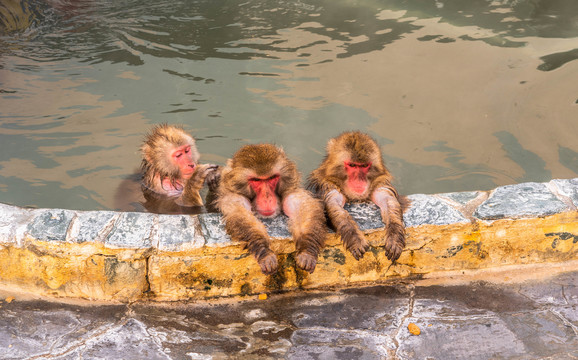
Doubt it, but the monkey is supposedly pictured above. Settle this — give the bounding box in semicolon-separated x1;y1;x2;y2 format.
308;131;410;262
140;124;220;212
216;144;327;275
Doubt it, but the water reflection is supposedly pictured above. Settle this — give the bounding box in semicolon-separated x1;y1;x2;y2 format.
0;0;577;210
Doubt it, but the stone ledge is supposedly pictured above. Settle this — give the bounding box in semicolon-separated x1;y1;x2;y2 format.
0;179;577;302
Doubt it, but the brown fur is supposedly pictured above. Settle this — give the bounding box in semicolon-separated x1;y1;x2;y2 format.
308;131;409;261
140;124;219;208
217;144;327;275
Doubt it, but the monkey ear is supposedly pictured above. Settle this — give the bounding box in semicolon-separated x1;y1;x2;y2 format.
327;138;336;151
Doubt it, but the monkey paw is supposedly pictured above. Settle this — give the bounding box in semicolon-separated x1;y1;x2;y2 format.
258;252;279;275
296;252;317;273
204;165;221;191
384;233;405;262
347;237;369;260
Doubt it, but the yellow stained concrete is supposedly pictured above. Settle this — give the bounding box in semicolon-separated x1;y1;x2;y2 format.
0;212;576;302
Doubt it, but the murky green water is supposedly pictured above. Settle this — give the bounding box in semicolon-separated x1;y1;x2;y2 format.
1;0;577;211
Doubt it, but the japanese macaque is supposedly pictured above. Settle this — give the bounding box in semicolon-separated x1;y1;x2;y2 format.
217;144;327;275
140;124;220;210
308;132;410;262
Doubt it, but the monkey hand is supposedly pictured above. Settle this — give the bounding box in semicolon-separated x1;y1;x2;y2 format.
383;230;405;262
258;250;279;275
296;251;318;273
347;235;370;260
203;164;221;191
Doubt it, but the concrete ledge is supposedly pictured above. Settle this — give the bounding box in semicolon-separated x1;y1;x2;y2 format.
0;179;577;302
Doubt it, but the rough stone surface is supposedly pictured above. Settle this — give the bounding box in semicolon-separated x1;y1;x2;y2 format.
0;269;576;359
105;212;155;249
0;203;31;245
403;194;468;227
68;210;118;244
437;191;481;205
474;182;569;220
26;208;77;242
156;214;205;251
198;213;231;246
344;202;384;230
551;178;578;208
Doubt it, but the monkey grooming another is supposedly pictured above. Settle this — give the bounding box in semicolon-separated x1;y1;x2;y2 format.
140;124;220;211
308;131;409;262
217;144;327;275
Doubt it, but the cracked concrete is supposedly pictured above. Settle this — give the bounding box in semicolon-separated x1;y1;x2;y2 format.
0;265;576;359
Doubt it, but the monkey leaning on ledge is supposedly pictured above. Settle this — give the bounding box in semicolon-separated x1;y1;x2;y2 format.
216;144;328;275
308;131;410;262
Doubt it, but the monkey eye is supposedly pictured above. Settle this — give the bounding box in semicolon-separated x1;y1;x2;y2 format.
184;146;191;153
344;161;371;169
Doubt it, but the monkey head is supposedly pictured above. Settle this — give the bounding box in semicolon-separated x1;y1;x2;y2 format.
223;144;299;218
141;124;200;184
326;131;386;200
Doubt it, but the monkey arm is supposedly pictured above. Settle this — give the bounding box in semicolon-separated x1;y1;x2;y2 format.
218;193;278;275
282;189;327;273
180;164;220;207
323;189;369;260
371;186;406;261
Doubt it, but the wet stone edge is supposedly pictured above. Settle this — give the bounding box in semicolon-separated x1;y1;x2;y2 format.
0;178;576;251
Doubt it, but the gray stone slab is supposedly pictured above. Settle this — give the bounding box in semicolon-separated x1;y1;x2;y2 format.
26;208;77;242
288;329;391;360
437;191;481;205
474;182;569;220
0;203;32;245
156;214;205;251
403;194;468;227
0;302;127;359
501;310;578;358
198;213;232;247
78;318;170;360
261;214;292;238
290;290;408;333
198;212;292;247
105;212;155;249
551;178;578;207
397;316;527;360
67;211;118;244
344;202;385;231
555;307;578;328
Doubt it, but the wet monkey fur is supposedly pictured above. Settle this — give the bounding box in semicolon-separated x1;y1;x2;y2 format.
140;124;219;208
308;131;410;262
217;144;327;275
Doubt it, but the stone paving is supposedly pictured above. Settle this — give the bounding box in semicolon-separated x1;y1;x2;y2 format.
0;266;576;359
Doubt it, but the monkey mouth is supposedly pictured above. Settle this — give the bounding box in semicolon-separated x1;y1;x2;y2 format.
256;209;278;218
348;178;369;196
182;164;196;175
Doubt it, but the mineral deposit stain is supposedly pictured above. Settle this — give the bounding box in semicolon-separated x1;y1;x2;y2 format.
546;232;578;249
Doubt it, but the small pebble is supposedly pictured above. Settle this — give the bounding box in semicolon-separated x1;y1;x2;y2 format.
408;322;421;335
258;293;268;300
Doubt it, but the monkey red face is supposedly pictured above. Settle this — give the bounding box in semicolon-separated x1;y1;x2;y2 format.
172;145;196;179
344;161;371;195
249;174;281;217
